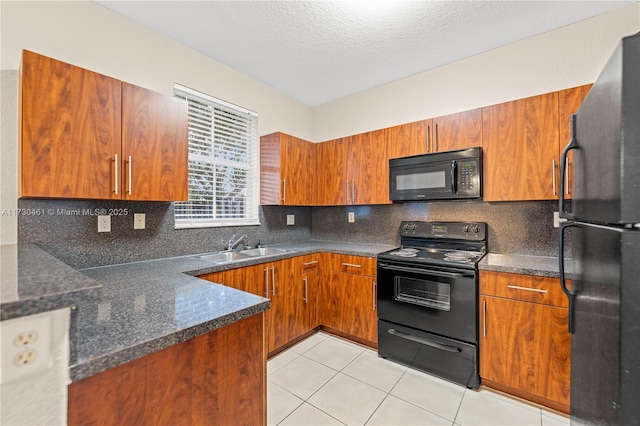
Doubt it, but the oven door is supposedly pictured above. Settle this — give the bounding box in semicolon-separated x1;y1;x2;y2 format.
377;259;478;344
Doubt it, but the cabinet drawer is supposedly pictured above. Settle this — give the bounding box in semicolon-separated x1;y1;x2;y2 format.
330;254;376;276
480;271;569;307
301;254;320;273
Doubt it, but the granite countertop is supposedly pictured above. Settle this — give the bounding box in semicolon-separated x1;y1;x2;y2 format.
0;244;101;321
479;253;573;279
70;240;394;382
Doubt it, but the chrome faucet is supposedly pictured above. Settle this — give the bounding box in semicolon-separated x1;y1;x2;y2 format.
226;234;248;251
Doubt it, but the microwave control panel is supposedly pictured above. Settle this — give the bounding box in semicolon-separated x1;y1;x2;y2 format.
458;161;479;192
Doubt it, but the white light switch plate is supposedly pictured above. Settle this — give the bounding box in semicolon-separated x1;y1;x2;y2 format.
287;214;295;225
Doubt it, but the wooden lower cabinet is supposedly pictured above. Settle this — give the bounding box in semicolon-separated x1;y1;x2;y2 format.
68;313;265;426
322;253;377;346
479;271;570;413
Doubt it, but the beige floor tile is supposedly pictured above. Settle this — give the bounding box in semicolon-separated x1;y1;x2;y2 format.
308;373;387;425
279;402;345;426
456;388;542;425
367;395;452;426
289;332;329;354
269;355;338;400
267;381;304;426
541;408;570;426
342;351;407;392
477;387;542;414
390;369;465;421
268;348;300;376
303;336;364;371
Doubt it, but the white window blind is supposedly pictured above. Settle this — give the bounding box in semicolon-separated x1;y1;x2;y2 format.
174;84;260;228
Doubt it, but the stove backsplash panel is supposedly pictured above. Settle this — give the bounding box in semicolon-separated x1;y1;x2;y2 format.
311;200;566;257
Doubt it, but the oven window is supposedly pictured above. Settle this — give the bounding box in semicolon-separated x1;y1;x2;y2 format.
394;277;451;311
396;171;446;190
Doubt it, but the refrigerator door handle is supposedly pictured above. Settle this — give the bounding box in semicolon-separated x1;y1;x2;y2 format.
559;114;578;220
559;221;578;334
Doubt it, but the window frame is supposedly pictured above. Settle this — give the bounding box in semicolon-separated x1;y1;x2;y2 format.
173;84;260;229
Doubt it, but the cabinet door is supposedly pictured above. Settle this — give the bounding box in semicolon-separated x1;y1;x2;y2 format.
482;93;559;201
121;83;188;201
282;134;313;205
558;85;592;200
388;120;429;158
259;132;282;205
346;131;388;205
480;295;570;406
20;50;122;199
332;271;377;343
268;259;306;353
315;139;347;205
432;109;482;152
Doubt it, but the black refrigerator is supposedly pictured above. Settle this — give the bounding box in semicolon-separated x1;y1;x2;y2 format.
558;32;640;425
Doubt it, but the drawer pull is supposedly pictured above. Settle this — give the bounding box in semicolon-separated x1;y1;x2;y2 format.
342;263;362;268
507;284;548;294
304;260;319;266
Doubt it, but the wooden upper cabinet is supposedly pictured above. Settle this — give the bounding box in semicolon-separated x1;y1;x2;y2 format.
388;120;429;159
260;132;313;205
482;92;560;201
315;138;347;205
346;130;389;205
20;50;122;199
558;84;592;199
432;108;483;152
121;83;188;201
19;50;188;201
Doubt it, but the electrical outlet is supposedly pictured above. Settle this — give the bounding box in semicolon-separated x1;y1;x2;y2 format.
98;215;111;232
348;212;355;223
287;214;295;225
134;213;145;230
14;331;38;347
1;313;53;384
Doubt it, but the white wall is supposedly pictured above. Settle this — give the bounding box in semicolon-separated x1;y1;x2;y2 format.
312;3;640;141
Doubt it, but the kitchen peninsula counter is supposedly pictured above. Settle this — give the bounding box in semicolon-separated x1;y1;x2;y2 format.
479;253;573;279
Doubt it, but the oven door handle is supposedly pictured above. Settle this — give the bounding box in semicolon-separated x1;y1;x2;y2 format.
378;263;470;278
388;328;462;353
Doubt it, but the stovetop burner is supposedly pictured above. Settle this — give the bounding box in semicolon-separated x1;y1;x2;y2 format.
378;221;487;269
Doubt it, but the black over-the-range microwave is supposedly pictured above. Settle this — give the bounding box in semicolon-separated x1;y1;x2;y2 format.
389;147;482;202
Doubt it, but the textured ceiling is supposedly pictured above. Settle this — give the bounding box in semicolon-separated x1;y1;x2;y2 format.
96;1;633;107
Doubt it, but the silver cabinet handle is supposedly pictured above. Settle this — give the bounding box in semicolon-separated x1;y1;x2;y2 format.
426;124;431;152
271;266;276;296
264;268;269;297
565;157;570;195
282;178;286;203
341;262;362;268
434;123;439;152
304;260;318;266
346;180;350;204
507;284;548;294
127;155;133;195
114;154;119;195
303;276;308;303
372;281;377;310
552;159;557;196
352;180;356;204
483;300;487;337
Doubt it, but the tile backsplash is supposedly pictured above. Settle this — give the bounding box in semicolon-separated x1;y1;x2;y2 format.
311;200;563;257
19;198;563;269
18;199;311;269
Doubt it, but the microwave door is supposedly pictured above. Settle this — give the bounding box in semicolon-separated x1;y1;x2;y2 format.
390;161;454;201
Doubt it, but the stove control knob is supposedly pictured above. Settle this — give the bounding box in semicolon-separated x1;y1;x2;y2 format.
471;225;480;234
403;224;409;231
411;224;418;231
463;225;470;233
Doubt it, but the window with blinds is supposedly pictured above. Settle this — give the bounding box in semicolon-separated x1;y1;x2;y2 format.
174;84;260;228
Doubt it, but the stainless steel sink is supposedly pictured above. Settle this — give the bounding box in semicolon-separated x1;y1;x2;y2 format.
198;252;251;263
240;247;289;257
